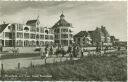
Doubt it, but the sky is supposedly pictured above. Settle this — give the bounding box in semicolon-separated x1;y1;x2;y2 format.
0;1;127;41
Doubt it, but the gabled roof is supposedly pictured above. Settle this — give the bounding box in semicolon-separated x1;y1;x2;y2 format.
52;19;71;29
0;24;9;33
74;31;88;37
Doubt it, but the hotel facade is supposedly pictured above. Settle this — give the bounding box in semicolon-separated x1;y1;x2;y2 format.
52;13;73;46
0;13;74;49
0;19;54;47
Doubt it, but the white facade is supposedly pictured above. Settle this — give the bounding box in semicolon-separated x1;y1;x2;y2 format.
52;14;73;46
0;22;54;47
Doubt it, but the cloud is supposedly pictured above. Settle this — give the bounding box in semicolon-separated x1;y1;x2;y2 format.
0;1;127;41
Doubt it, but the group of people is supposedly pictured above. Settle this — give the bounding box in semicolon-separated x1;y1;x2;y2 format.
67;45;84;58
40;44;85;59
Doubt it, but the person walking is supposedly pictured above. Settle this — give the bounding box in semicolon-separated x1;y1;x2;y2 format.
49;46;53;57
40;47;45;59
81;47;84;57
73;46;77;57
45;45;49;58
61;46;66;57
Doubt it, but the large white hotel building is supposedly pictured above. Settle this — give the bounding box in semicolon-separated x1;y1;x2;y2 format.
0;18;54;47
0;13;73;48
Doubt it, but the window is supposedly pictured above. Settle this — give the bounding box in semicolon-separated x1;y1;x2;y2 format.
50;41;53;45
9;40;12;47
49;29;54;34
50;35;53;40
40;28;44;33
17;32;23;38
36;34;39;39
30;34;36;39
24;40;29;47
30;26;36;32
45;35;49;39
29;40;36;47
11;24;15;30
5;40;12;47
61;34;68;38
40;41;44;46
45;41;49;45
69;34;73;38
61;40;68;46
40;35;44;39
45;30;49;34
5;40;9;47
5;32;10;38
37;28;39;32
55;40;60;44
24;27;29;31
32;40;36;47
17;24;23;31
8;26;11;29
55;35;59;39
54;28;60;33
24;33;29;39
16;40;23;47
61;28;68;32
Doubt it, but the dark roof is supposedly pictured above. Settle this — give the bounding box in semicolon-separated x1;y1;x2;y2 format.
60;14;65;18
52;19;71;28
52;13;72;29
95;27;105;36
0;24;9;33
101;26;110;37
74;31;88;37
26;20;38;25
110;36;115;39
88;31;94;34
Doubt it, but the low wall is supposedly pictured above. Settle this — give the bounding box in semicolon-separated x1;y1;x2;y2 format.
84;47;96;50
2;47;43;53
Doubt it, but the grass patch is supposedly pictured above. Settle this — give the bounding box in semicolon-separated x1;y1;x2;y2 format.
3;51;127;81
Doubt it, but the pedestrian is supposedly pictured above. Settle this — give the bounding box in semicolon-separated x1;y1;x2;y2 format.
55;45;61;57
40;47;45;59
49;46;53;56
70;46;73;60
67;45;72;54
73;46;77;57
81;47;84;57
61;46;66;57
67;45;73;59
45;45;49;58
118;46;120;51
76;46;79;57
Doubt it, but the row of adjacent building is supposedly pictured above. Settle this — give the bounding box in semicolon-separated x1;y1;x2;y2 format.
0;13;73;47
74;26;120;47
0;13;120;48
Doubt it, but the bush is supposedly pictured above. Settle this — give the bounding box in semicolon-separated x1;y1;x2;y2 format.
2;51;127;81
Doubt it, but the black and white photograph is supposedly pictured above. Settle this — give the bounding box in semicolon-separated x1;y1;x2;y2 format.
0;0;127;81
